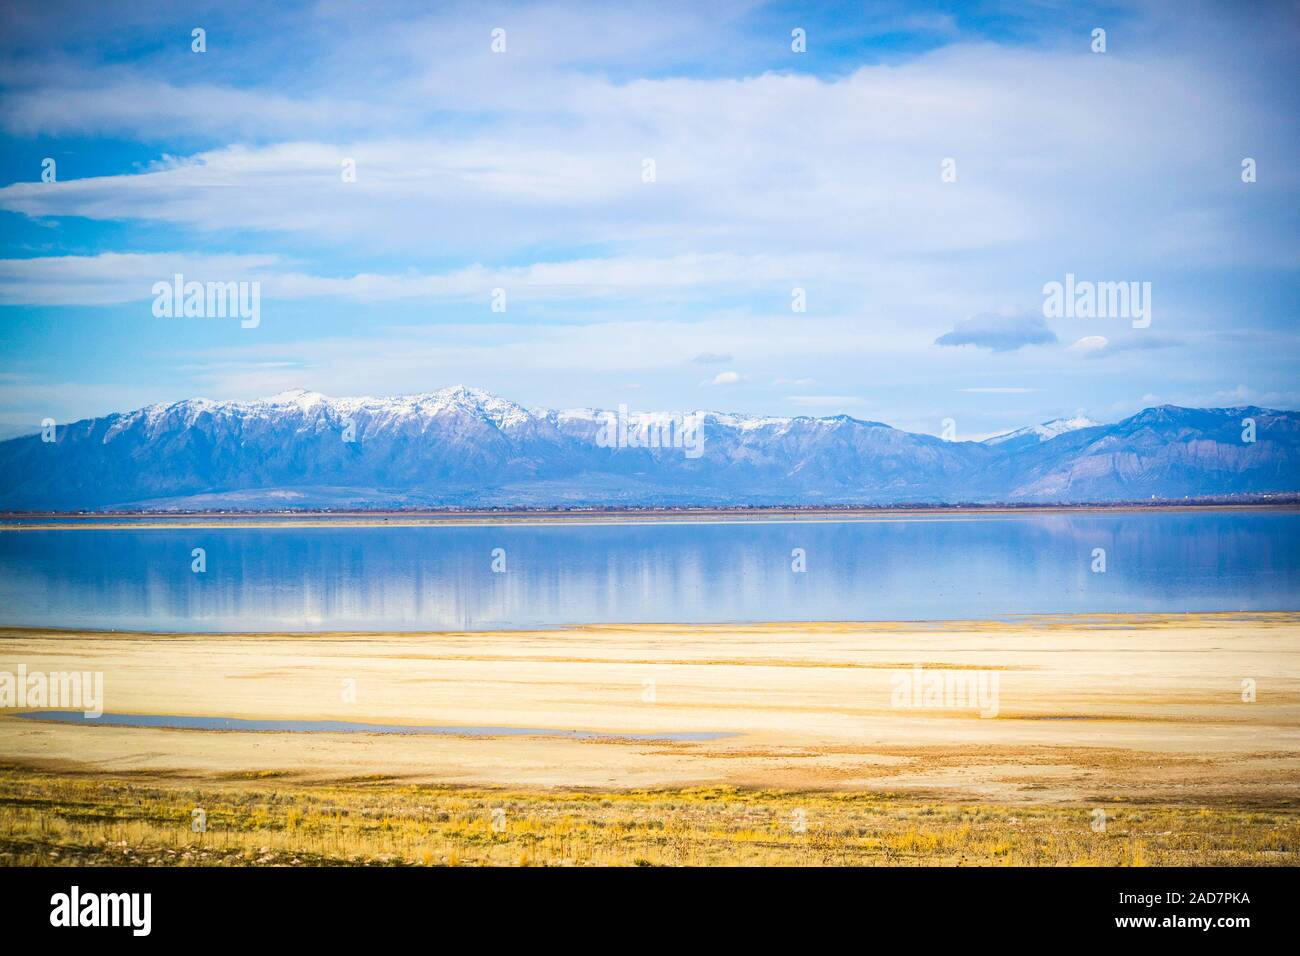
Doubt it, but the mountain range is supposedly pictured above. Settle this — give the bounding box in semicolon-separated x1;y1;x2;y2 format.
0;386;1296;510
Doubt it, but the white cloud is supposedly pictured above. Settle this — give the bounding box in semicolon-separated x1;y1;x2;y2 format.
1069;335;1109;356
705;371;742;386
0;252;282;306
3;37;1292;272
0;250;846;306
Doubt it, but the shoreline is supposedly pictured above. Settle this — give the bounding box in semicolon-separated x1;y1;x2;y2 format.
3;609;1296;640
4;611;1297;865
2;501;1297;531
3;612;1297;797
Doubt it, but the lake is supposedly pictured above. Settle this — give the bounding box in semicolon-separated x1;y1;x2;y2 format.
0;510;1296;631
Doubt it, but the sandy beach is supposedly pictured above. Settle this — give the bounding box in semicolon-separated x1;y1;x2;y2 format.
3;613;1298;802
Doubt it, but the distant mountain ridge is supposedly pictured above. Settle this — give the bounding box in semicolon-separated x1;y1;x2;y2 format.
1;386;1296;510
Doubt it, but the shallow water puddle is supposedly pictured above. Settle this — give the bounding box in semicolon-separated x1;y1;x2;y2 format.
13;710;736;742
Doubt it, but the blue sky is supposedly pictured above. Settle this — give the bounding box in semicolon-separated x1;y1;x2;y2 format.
0;0;1296;439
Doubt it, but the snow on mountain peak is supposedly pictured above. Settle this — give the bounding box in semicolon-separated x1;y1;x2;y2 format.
265;389;328;410
985;415;1099;446
1032;415;1099;439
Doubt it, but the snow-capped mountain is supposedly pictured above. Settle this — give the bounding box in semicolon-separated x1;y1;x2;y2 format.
0;387;1295;509
983;415;1100;450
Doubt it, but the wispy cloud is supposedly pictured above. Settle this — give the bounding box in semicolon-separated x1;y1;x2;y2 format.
936;313;1057;353
1069;334;1184;359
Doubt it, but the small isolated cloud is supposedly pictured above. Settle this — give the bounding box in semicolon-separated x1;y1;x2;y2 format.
704;371;742;386
935;313;1058;352
1070;334;1182;359
1069;335;1110;356
692;352;733;365
774;377;816;386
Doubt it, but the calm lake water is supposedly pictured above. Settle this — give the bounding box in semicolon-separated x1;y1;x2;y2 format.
0;511;1296;632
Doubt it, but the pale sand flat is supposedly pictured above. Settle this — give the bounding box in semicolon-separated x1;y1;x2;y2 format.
1;613;1297;803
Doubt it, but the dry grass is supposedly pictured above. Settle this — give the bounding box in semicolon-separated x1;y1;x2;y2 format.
1;767;1295;867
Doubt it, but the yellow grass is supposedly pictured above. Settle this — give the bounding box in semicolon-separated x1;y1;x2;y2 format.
1;768;1295;867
